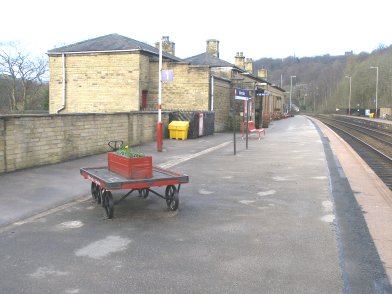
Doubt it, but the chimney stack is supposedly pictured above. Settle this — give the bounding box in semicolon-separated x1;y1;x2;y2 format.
234;52;245;69
206;39;219;58
155;36;176;56
258;67;268;79
244;58;253;73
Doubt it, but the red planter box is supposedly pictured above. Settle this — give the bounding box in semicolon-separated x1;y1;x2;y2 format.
107;152;152;179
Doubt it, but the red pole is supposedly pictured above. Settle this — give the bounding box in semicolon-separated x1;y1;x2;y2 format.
157;120;163;152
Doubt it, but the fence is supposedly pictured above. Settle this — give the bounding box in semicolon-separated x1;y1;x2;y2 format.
168;111;215;139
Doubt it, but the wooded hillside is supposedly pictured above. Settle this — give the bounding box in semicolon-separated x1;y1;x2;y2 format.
254;45;392;113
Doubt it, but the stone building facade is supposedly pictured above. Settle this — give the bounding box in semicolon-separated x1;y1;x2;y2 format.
47;34;284;132
48;34;181;114
49;53;147;113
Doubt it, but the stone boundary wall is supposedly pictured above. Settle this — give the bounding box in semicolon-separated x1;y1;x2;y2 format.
0;112;169;174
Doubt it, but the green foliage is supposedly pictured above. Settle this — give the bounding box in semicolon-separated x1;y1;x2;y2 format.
40;85;49;110
114;145;145;158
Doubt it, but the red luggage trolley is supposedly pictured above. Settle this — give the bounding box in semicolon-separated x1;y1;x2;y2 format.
80;166;189;219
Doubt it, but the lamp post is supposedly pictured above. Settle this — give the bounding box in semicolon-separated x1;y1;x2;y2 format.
289;75;296;113
157;39;163;152
345;75;352;115
370;66;378;117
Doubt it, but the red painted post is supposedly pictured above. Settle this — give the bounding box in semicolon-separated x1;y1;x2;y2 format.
157;121;163;152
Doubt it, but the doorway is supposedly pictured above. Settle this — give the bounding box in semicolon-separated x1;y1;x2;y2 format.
141;90;148;110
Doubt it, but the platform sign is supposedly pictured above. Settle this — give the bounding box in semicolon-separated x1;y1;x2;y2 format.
256;90;263;97
162;70;173;82
235;88;250;100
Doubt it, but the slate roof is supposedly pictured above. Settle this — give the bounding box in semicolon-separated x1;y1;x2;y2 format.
184;53;235;67
47;34;182;61
185;52;285;92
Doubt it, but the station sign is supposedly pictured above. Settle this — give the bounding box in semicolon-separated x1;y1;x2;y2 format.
256;90;270;96
262;92;271;96
234;88;251;100
256;90;263;97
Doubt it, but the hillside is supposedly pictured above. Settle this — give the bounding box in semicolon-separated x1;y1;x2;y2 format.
253;45;392;113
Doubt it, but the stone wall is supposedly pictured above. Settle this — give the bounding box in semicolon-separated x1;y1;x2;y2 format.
0;119;4;173
49;52;144;114
131;61;212;113
212;77;231;131
155;63;210;111
0;112;169;174
147;62;159;110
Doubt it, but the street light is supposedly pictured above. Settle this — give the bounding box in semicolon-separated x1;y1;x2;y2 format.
289;76;296;112
157;38;163;152
345;75;352;115
370;66;378;117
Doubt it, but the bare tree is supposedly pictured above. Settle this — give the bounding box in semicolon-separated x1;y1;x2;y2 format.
0;42;47;113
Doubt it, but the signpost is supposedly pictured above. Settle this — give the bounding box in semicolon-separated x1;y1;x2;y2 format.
234;88;252;150
157;47;174;152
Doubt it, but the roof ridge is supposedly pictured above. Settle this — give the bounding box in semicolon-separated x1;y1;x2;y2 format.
47;34;183;61
184;52;234;67
48;33;118;52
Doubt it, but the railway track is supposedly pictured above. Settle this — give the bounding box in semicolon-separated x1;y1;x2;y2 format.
315;115;392;190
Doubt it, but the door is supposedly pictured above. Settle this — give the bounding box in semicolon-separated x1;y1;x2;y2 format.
255;91;263;128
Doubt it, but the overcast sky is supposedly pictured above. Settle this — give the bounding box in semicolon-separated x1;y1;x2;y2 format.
2;0;391;62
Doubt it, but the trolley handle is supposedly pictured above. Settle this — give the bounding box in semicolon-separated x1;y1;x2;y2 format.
108;140;124;151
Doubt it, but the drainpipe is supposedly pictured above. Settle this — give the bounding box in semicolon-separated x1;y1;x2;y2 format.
56;53;66;113
210;75;214;111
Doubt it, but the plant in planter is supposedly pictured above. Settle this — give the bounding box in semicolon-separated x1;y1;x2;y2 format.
115;146;145;158
108;145;152;179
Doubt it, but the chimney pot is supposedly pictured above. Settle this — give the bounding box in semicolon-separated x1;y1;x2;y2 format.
156;36;175;56
234;51;246;69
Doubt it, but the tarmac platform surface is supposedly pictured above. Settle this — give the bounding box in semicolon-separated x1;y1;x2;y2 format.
0;115;391;293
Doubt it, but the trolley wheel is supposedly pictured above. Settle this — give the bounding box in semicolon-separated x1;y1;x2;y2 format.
138;188;149;198
97;188;104;205
165;185;179;211
102;190;114;219
91;182;99;202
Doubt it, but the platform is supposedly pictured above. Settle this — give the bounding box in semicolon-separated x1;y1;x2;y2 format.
0;115;391;293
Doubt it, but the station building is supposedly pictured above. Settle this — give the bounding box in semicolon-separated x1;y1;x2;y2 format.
47;34;284;131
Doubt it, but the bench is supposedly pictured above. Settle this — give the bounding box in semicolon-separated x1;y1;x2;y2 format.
241;120;265;140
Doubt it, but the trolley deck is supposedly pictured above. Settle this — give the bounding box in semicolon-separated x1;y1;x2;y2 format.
80;166;189;219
